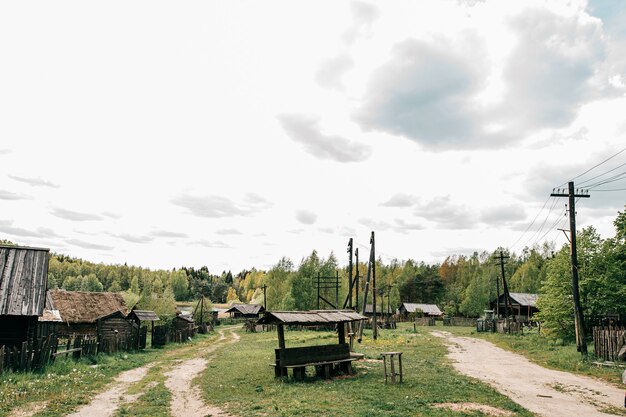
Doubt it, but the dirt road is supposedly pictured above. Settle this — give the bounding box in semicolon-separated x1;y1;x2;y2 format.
62;327;240;417
432;330;625;417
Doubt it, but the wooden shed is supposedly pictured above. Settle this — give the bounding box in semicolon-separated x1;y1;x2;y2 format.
397;303;443;318
490;292;539;322
0;245;50;348
171;313;195;342
257;310;367;380
128;309;159;349
48;290;131;337
225;303;265;319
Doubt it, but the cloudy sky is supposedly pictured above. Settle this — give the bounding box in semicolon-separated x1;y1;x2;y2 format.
1;0;625;272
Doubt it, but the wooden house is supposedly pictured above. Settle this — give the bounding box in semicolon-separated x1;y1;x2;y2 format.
397;302;443;318
490;292;539;322
225;303;265;319
0;245;50;348
48;290;131;337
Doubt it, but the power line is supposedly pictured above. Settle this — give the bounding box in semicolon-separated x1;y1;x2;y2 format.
566;146;626;185
591;187;626;192
577;161;626;186
509;196;553;251
519;197;560;250
587;170;626;189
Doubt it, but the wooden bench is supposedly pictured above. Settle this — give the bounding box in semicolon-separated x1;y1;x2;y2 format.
271;343;364;380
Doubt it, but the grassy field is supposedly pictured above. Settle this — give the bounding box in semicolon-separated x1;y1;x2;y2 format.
198;324;533;417
4;322;622;417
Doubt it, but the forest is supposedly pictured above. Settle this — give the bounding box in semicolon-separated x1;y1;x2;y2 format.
4;205;624;342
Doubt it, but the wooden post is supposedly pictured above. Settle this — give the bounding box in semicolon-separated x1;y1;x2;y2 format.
338;323;346;345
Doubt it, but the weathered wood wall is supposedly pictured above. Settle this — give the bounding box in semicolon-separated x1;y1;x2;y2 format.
0;246;49;316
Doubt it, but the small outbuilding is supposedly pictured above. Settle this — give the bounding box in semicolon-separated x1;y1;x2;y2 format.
490;292;539;322
258;310;367;380
49;290;131;337
225;303;265;319
0;245;50;348
397;302;443;318
363;304;394;317
128;309;160;349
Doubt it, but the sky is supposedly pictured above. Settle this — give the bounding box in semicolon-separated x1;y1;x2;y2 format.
1;0;625;273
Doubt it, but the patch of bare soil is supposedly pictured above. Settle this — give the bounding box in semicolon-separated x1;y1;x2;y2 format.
7;400;47;417
64;364;154;417
431;330;625;417
432;402;514;417
163;328;240;417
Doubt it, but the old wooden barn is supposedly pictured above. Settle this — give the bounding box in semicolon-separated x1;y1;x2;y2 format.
48;290;131;337
397;302;443;318
0;245;50;348
490;292;539;322
225;303;265;319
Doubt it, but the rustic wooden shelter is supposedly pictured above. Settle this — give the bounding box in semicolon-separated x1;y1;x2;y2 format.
397;303;443;318
257;310;366;380
128;309;159;349
225;303;265;319
0;245;50;348
48;290;130;337
490;292;539;321
171;313;195;342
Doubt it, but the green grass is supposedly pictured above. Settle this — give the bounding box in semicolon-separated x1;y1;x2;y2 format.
0;333;217;417
198;326;533;417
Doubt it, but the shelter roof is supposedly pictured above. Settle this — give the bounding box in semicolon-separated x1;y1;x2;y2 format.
399;303;443;316
508;293;539;307
176;313;194;323
225;303;265;315
0;245;49;316
48;290;129;324
257;310;367;325
130;310;160;321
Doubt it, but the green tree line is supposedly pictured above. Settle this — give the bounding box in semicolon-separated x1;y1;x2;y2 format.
3;206;624;342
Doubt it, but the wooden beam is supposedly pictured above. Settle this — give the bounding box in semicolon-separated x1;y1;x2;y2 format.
277;324;285;349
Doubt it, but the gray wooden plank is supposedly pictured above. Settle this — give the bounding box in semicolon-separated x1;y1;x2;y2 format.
0;249;16;315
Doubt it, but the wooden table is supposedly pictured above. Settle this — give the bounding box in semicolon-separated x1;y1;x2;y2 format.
380;351;403;383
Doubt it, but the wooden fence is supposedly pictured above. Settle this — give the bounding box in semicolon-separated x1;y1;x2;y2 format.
0;335;57;373
593;326;626;362
496;319;523;335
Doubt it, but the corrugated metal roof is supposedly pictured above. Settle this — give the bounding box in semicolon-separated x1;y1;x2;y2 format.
400;303;443;316
225;303;264;315
131;310;160;321
508;293;539;307
0;245;49;316
257;310;367;325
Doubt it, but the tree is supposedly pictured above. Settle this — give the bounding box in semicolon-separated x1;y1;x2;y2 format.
170;269;190;301
81;273;104;292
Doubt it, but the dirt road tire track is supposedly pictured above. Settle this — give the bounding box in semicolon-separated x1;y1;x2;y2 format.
60;327;240;417
432;330;625;417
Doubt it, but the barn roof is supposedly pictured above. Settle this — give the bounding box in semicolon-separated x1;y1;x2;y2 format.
257;310;367;325
176;313;194;323
49;290;129;324
507;293;539;307
225;303;265;315
399;303;443;316
0;245;50;316
130;310;160;321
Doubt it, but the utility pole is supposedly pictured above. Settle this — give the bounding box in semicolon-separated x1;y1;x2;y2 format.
494;251;511;321
371;232;377;340
348;238;353;309
551;181;590;356
261;284;267;311
495;273;500;317
355;248;359;311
